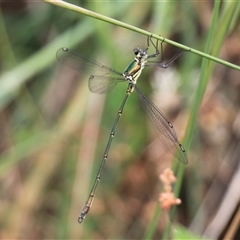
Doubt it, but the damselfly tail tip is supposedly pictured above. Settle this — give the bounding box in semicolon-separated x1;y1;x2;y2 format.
78;211;87;223
78;216;84;224
78;204;90;223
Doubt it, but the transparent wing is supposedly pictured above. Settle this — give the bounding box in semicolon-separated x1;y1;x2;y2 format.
56;48;126;94
88;75;126;94
134;85;188;164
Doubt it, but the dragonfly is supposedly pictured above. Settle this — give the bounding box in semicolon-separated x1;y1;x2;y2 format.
56;35;188;223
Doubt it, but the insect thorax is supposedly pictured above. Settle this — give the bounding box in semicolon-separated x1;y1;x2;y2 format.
123;58;145;84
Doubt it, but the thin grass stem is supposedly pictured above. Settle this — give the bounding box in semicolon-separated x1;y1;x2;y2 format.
44;0;240;71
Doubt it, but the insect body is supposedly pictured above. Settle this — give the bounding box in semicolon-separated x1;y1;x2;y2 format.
56;36;188;223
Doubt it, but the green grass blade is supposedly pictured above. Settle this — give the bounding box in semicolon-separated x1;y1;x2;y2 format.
162;1;239;239
44;0;240;71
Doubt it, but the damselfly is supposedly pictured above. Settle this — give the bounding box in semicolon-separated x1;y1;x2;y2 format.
56;36;188;223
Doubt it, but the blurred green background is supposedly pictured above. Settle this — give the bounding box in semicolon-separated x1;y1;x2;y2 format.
0;1;239;239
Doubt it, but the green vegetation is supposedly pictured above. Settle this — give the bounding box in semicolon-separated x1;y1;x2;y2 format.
0;1;239;239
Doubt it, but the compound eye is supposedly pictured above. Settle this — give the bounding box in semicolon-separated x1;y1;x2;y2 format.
133;47;140;55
